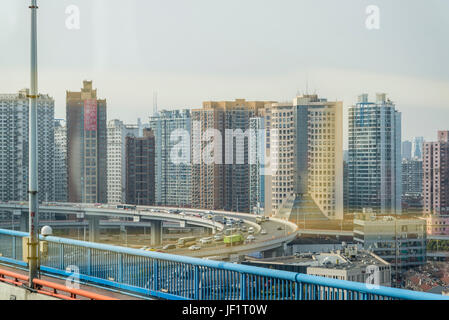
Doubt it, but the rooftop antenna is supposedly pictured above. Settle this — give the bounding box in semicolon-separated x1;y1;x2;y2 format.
28;0;40;288
153;91;158;117
306;72;309;96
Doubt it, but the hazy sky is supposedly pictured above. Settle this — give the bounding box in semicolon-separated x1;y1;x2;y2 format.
1;0;449;147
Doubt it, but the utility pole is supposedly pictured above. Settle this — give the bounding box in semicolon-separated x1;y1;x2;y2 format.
28;0;40;288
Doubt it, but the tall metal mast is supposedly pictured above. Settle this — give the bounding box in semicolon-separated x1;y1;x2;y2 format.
28;0;40;287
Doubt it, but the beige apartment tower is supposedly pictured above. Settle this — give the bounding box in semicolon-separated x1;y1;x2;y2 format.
268;94;343;221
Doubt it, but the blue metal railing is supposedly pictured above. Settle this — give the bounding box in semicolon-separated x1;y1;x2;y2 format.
0;228;447;300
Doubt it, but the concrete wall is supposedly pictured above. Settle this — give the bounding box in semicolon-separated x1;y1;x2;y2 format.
0;282;59;300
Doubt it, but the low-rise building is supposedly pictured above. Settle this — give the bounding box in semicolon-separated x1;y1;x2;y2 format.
243;245;391;287
353;209;427;284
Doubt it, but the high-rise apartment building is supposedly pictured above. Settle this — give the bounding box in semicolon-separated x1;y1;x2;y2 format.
402;141;412;160
66;81;107;204
0;89;55;203
412;137;425;160
402;159;423;215
249;116;266;213
402;159;423;196
107;119;139;204
125;129;155;205
348;93;402;215
149;110;191;207
423;131;449;216
54;119;67;202
191;99;274;213
271;95;343;221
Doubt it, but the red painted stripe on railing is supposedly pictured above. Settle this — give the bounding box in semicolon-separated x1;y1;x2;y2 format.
33;279;119;300
0;268;118;300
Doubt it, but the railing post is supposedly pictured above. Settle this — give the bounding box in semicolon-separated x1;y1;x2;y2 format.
295;281;301;300
194;266;200;300
240;273;247;300
153;260;159;292
118;254;123;283
12;236;16;260
87;248;91;276
59;244;64;270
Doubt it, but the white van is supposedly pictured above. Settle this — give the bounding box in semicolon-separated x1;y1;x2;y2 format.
199;237;213;245
248;227;255;234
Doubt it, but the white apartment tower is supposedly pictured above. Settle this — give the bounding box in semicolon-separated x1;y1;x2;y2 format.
0;89;55;202
107;119;139;204
54;119;67;202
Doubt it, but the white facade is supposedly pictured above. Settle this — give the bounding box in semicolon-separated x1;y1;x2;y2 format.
107;120;139;204
0;89;55;203
54;120;67;202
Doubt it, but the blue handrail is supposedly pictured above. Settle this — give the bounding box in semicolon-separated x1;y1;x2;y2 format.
0;228;446;300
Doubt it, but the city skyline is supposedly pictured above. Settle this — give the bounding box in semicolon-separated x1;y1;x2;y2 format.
1;0;449;145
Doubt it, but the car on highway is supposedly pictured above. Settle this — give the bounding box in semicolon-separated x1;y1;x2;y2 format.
248;227;255;234
214;234;224;241
246;235;256;243
260;229;267;235
189;245;201;251
162;244;176;250
199;237;213;245
240;225;247;232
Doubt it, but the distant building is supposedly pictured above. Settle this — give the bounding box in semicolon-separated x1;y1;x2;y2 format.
107;119;139;204
422;131;449;235
191;99;274;213
0;89;55;203
249;116;266;213
54;119;67;202
269;94;344;221
423;131;449;216
402;141;412;160
353;209;426;283
66;81;107;203
402;159;423;195
348;94;402;215
149;110;191;207
412;137;425;160
125;129;155;205
244;245;391;287
343;160;349;213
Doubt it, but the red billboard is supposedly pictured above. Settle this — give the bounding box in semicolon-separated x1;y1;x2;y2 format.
84;99;97;131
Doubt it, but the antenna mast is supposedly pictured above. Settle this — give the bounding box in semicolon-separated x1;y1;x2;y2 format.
28;0;40;288
153;91;158;116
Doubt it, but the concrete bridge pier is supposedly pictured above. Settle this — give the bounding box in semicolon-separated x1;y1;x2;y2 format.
87;216;101;243
262;245;286;259
151;220;162;247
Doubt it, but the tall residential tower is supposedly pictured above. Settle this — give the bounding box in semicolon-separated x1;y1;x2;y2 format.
66;81;107;203
0;89;55;203
149;110;191;207
348;93;402;215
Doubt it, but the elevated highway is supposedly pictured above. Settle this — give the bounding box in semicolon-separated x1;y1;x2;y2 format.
0;202;298;260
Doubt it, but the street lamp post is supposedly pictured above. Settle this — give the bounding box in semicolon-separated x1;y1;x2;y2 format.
28;0;40;288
